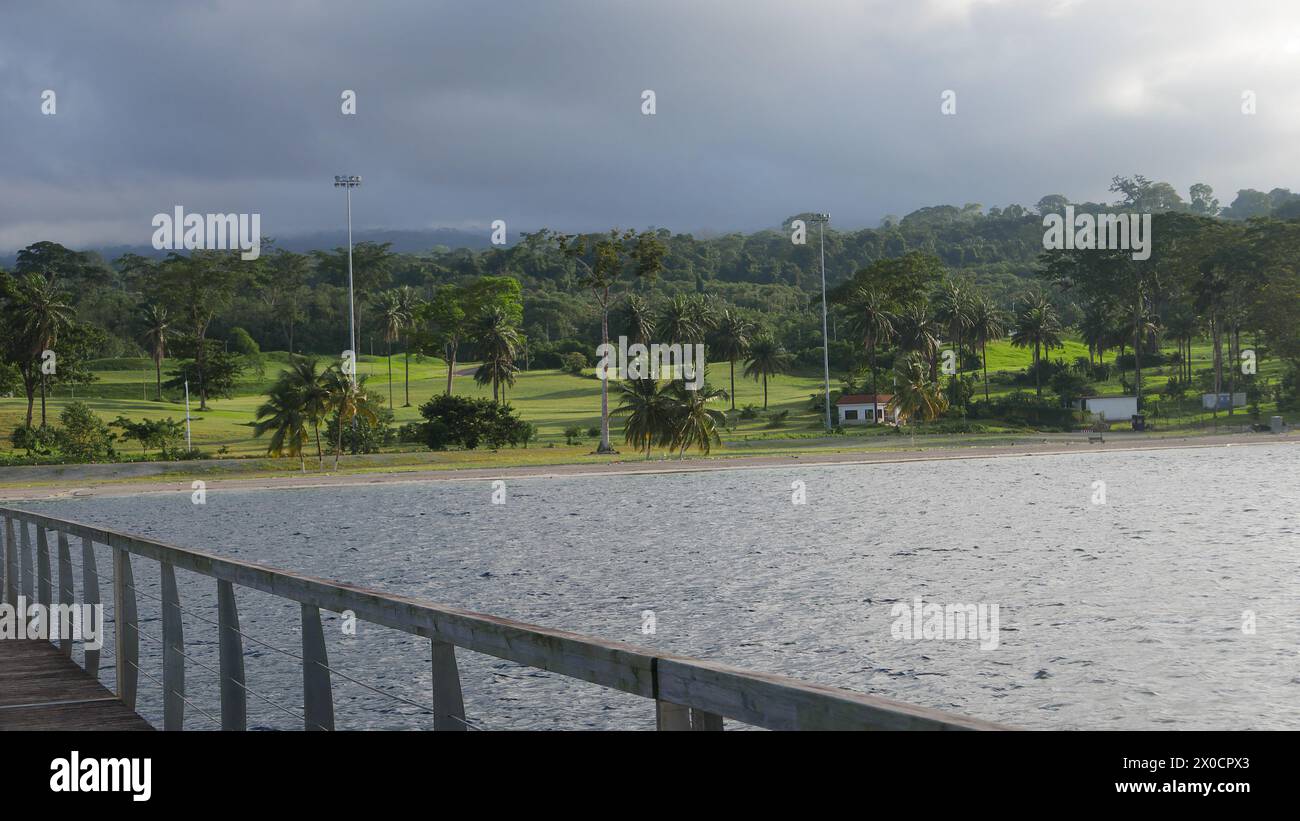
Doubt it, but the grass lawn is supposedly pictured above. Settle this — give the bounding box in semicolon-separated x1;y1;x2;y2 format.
0;336;1288;460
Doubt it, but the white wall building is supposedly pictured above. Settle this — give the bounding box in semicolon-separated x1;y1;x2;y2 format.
837;394;899;425
1072;395;1138;422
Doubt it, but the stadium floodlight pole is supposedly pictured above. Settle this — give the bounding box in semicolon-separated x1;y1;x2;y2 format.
809;213;832;432
334;175;362;385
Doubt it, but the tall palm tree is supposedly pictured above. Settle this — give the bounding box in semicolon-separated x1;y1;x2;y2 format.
612;378;676;458
967;296;1006;403
323;368;380;469
617;293;656;346
668;380;727;458
253;383;310;472
395;285;424;407
889;353;949;446
742;335;790;410
657;294;712;345
711;308;753;410
894;302;940;379
932;279;974;406
1010;296;1063;398
375;290;410;411
138;303;173;401
278;356;331;467
1078;303;1110;370
14;273;75;426
846;286;896;414
473;306;520;402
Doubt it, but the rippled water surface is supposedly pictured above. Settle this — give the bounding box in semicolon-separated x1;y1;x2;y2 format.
19;443;1300;730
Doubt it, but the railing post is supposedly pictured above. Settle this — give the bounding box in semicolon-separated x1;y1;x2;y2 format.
655;700;692;730
81;537;101;678
56;532;74;657
112;543;139;709
36;526;51;636
19;520;33;602
2;515;15;605
160;562;185;730
431;639;466;731
690;709;724;731
300;604;334;731
216;579;246;731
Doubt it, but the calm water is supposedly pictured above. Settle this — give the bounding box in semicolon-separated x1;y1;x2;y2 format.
20;443;1300;730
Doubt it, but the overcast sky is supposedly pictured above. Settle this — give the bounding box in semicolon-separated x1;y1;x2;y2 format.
4;0;1300;251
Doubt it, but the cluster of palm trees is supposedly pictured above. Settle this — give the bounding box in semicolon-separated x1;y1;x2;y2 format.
374;285;423;408
254;357;379;471
617;293;791;410
612;378;729;459
1;272;76;427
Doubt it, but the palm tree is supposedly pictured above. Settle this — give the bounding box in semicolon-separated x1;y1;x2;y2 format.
657;294;712;344
253;383;310;472
669;380;727;458
932;279;973;407
323;368;379;469
375;290;410;411
278;356;331;467
894;302;940;379
138;303;173;401
967;296;1006;403
1010;296;1063;398
14;273;75;426
612;378;676;458
1078;303;1110;370
617;293;656;346
395;286;424;406
473;306;520;402
889;353;949;446
846;286;896;414
711;308;753;410
743;335;790;410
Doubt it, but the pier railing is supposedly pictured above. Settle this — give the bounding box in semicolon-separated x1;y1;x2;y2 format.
0;506;1005;731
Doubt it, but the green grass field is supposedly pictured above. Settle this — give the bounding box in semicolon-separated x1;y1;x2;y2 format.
0;336;1287;459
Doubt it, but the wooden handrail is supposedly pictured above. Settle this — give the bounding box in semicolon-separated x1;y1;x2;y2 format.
0;506;1008;731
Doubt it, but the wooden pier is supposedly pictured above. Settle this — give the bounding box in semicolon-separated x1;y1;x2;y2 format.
0;640;151;730
0;506;1008;732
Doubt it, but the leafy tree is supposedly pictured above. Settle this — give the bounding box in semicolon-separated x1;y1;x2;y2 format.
165;339;246;401
417;394;528;450
55;401;116;463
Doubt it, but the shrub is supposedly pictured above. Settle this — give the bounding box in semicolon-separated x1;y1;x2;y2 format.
55;402;117;463
227;327;260;356
10;424;59;456
418;394;530;450
561;351;588;376
563;425;582;445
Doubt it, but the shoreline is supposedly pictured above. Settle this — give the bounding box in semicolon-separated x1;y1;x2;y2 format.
1;431;1293;502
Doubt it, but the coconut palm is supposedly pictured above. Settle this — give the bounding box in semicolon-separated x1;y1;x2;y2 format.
253;383;310;472
138;302;173;401
13;273;75;426
657;294;712;345
278;356;331;467
1010;296;1063;398
375;290;410;411
612;378;676;458
889;353;949;446
395;285;424;406
894;302;940;379
967;296;1006;403
742;335;790;410
668;380;728;458
711;308;753;410
323;368;380;469
473;306;520;402
617;293;656;346
932;279;974;406
846;286;896;413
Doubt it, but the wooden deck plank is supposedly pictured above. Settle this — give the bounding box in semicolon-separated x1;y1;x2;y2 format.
0;640;152;731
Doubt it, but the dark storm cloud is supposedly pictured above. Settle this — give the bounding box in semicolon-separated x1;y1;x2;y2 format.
3;0;1300;249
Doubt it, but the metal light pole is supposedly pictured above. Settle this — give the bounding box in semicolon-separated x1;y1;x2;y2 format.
334;175;362;383
811;213;832;432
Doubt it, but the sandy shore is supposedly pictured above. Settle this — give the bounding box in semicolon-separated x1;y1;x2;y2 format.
0;431;1292;502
